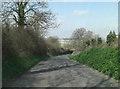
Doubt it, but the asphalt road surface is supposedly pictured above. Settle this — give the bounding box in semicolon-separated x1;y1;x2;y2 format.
6;55;118;87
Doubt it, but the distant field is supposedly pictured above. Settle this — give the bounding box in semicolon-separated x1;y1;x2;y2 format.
68;47;119;80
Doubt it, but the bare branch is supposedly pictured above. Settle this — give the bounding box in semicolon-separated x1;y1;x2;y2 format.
13;15;18;23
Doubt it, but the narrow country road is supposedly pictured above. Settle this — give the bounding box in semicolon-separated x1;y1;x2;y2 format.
7;55;118;87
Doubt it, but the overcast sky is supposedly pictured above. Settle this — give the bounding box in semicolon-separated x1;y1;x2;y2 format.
47;2;118;39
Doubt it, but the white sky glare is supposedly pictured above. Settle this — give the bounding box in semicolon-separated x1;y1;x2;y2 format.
56;19;64;25
73;10;88;15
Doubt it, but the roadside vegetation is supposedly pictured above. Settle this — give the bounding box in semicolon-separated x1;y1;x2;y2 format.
68;47;119;80
2;1;64;85
3;55;51;84
68;28;119;80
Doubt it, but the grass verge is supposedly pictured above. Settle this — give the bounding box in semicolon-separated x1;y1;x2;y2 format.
68;47;119;80
2;54;54;85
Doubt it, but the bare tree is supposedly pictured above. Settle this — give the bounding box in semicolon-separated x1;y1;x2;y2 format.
71;28;86;40
85;30;93;40
1;1;56;30
71;28;93;51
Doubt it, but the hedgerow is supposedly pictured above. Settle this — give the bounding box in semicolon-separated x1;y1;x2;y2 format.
68;47;119;80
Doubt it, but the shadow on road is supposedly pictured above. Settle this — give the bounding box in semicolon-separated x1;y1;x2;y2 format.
28;63;80;74
5;55;118;87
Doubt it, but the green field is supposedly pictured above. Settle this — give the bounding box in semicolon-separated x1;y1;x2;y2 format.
68;47;119;80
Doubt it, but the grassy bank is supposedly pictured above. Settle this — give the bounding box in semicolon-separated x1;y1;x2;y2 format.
3;54;53;85
68;47;119;80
